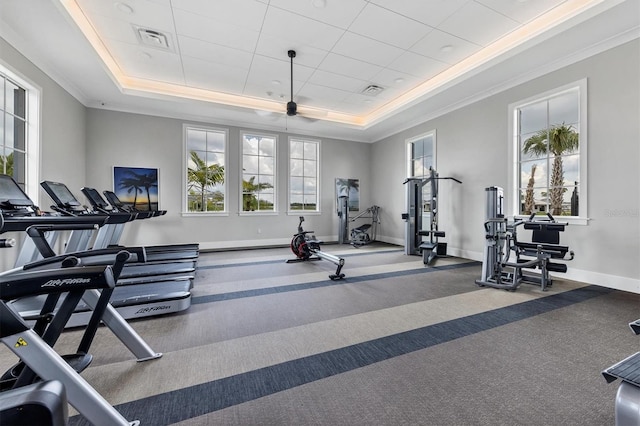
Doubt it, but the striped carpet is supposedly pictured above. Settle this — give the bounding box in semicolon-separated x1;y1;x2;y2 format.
1;243;638;425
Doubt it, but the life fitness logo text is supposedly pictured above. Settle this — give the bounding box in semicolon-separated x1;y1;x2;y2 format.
42;278;92;287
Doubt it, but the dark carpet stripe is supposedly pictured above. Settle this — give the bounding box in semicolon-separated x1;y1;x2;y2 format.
196;248;404;270
69;285;611;426
192;261;480;304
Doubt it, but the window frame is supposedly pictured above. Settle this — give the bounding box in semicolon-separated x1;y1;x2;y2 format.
239;130;278;215
406;130;437;179
288;137;320;215
508;78;588;225
182;124;229;216
0;61;40;204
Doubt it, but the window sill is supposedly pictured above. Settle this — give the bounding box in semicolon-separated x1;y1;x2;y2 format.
181;212;229;217
238;211;279;216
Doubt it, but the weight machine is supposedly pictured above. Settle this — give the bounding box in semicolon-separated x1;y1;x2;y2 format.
475;186;574;291
286;216;345;280
401;167;461;264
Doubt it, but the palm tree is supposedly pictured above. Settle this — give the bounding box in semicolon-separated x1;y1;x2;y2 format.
242;176;273;211
187;151;224;211
137;170;158;210
523;124;579;215
523;164;537;215
0;152;14;176
118;177;143;209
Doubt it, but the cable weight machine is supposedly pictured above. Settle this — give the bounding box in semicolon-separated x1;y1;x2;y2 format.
402;167;462;264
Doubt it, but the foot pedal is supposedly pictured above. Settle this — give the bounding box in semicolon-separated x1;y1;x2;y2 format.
603;351;640;385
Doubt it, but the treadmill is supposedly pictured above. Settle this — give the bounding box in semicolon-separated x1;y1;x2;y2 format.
1;175;192;326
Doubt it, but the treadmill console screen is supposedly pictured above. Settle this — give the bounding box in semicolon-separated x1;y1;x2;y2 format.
0;174;34;210
41;181;81;208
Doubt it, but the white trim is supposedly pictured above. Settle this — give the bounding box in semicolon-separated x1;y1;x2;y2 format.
239;130;278;214
507;78;588;223
287;136;321;214
183;123;228;214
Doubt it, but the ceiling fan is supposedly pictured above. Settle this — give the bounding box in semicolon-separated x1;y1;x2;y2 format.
286;49;299;117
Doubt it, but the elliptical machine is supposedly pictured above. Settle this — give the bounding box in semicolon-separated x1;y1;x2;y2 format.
286;216;345;280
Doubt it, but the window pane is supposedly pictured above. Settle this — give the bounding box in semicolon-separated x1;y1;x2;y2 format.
259;156;274;174
259;138;274;156
0;78;4;111
207;131;225;152
243;135;259;155
243;155;258;173
520;131;549;161
207;151;224;167
562;154;580;186
304;178;316;193
259;175;274;191
519;101;547;134
290;140;304;158
13;117;25;151
412;140;423;158
520;160;547;189
303;142;317;160
290;176;303;194
549;90;579;126
290;159;303;176
187;130;206;152
303;159;316;176
5;81;26;118
258;194;274;210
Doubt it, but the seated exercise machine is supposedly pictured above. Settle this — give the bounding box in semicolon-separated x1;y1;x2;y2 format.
350;205;380;247
286;216;345;280
402;167;462;265
602;319;640;426
475;186;574;291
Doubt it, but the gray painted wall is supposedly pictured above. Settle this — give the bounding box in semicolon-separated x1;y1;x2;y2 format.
84;109;372;249
372;39;640;292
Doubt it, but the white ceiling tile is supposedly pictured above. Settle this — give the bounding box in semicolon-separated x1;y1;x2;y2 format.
83;14;141;45
332;32;404;67
254;33;328;68
297;83;350;109
367;0;470;27
244;54;315;98
77;0;175;32
347;3;432;49
318;53;383;81
476;0;568;24
268;0;368;29
104;40;184;84
179;36;254;69
173;9;260;52
183;56;249;94
260;6;346;51
171;0;268;31
369;68;421;96
410;28;482;64
437;1;520;46
387;51;449;79
307;70;368;93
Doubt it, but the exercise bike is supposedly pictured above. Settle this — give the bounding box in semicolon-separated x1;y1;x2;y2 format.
286;216;345;280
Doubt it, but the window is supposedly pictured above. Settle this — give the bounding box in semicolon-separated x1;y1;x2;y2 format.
241;132;276;213
184;125;227;213
0;67;38;198
406;130;436;211
509;79;587;222
289;138;319;212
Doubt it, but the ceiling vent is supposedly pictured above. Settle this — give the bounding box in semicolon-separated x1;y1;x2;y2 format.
135;27;171;50
361;84;385;96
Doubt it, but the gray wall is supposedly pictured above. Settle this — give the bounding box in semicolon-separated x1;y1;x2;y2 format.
84;109;372;249
372;39;640;292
